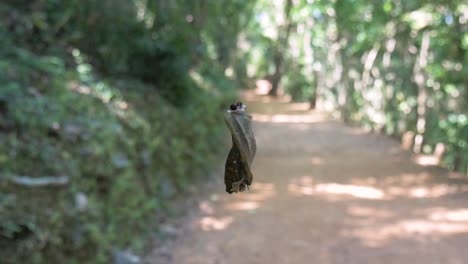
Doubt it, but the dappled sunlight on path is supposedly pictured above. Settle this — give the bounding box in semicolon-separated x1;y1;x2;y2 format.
147;92;468;264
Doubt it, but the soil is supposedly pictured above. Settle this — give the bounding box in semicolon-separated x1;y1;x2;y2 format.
145;92;468;264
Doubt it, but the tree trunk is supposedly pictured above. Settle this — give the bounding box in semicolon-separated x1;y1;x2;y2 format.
268;0;293;96
309;70;319;109
413;30;431;153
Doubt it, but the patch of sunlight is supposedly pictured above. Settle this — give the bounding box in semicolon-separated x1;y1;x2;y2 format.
68;81;91;94
311;157;324;165
226;201;259;211
289;177;386;199
410;186;451;198
365;107;385;128
199;201;215;215
199;216;234;231
240;182;276;201
94;82;112;103
288;180;385;199
406;9;433;30
387;184;461;198
347;219;468;247
252;113;325;123
413;154;441;166
321;99;336;112
255;80;271;95
224;67;234;78
429;209;468;222
399;220;468;234
115;100;128;110
68;80;130;111
315;183;385;200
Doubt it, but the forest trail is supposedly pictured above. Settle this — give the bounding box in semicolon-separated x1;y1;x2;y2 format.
147;91;468;264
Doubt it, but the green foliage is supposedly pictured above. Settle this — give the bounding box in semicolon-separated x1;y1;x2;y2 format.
244;0;467;174
0;65;228;263
0;0;244;263
0;68;230;263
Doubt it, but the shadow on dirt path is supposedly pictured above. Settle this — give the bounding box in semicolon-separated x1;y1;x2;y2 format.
147;92;468;264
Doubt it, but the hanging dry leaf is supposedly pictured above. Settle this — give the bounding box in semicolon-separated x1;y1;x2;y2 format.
224;102;256;194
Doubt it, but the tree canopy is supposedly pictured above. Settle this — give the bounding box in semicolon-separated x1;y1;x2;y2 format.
244;0;466;174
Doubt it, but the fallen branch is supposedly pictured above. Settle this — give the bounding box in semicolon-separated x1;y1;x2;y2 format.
5;175;69;187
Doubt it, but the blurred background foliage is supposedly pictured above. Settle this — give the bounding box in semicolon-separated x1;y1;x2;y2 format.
244;0;466;174
0;0;251;262
0;0;466;263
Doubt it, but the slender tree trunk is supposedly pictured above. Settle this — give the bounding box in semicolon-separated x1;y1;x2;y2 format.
309;69;319;109
413;30;431;153
361;45;380;91
268;0;293;96
335;29;351;120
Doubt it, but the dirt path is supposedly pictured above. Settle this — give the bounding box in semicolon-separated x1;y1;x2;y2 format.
147;94;468;264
